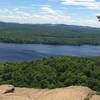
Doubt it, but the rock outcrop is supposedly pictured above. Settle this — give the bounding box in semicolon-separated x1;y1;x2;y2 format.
0;85;100;100
0;85;15;94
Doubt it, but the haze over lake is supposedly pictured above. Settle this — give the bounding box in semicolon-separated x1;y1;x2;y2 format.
0;43;100;62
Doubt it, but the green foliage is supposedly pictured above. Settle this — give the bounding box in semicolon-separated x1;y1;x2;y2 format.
0;56;100;91
0;23;100;45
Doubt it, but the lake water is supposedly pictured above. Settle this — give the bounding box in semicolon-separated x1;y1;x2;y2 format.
0;43;100;62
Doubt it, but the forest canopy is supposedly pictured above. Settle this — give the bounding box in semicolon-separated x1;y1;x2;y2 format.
0;56;100;92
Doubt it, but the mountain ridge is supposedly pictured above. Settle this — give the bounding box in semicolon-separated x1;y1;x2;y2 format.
0;21;99;29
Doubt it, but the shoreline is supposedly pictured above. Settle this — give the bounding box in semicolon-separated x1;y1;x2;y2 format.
0;42;100;46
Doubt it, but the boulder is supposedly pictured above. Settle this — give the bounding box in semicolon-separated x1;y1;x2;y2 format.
0;85;15;94
90;95;100;100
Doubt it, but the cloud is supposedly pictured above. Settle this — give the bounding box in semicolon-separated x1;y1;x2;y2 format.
0;6;100;27
41;6;57;15
0;13;100;27
13;8;20;11
60;0;100;9
40;5;65;16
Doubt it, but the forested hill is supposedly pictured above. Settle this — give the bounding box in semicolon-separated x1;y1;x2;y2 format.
0;22;100;45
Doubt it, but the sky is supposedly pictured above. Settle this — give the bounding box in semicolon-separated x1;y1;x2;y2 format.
0;0;100;27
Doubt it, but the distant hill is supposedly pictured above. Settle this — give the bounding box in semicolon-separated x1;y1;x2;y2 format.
0;22;100;45
0;21;98;30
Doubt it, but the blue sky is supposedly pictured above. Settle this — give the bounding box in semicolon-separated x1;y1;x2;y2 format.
0;0;100;27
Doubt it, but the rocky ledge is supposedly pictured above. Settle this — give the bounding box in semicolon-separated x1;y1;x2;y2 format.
0;85;100;100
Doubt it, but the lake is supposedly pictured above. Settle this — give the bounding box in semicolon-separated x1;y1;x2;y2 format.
0;43;100;62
